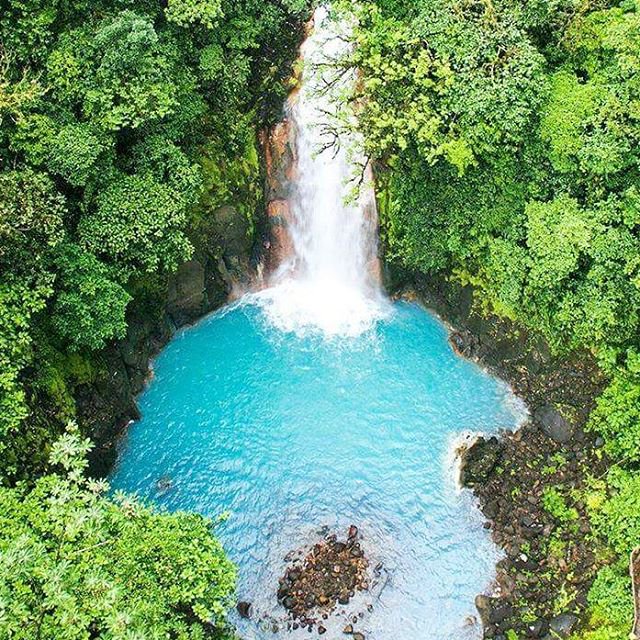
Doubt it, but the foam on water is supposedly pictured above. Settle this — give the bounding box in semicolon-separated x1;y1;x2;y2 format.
262;6;387;337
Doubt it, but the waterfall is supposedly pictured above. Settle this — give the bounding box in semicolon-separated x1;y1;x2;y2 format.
258;6;388;337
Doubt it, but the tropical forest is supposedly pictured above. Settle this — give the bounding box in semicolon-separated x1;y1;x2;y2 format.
0;1;639;640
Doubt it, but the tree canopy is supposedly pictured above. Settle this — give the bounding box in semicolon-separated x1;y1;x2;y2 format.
0;0;311;634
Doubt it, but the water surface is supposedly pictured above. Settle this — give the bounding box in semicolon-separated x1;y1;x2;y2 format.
110;300;524;640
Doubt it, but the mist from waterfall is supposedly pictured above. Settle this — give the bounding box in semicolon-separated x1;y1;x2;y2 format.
258;6;388;337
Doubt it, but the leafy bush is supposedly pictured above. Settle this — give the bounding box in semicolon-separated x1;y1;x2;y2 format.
52;243;131;351
590;469;640;557
588;352;640;462
80;173;194;274
542;487;579;523
0;425;236;638
587;564;634;630
46;123;106;186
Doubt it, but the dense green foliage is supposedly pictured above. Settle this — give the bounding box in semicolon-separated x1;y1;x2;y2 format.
3;0;638;634
0;0;311;478
339;0;640;636
1;0;311;634
0;424;236;638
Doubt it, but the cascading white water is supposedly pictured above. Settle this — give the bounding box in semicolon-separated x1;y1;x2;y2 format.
258;6;388;337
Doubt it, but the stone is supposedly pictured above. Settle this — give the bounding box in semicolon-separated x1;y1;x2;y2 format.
475;595;492;628
548;613;579;637
236;601;252;619
535;404;573;444
449;330;477;358
489;604;514;624
353;634;365;640
460;437;505;487
527;619;549;637
343;624;353;634
167;260;206;325
277;527;370;627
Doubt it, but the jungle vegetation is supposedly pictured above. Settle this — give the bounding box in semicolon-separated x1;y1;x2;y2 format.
1;0;639;637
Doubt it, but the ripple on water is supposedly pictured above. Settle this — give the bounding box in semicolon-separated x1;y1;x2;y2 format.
110;300;525;640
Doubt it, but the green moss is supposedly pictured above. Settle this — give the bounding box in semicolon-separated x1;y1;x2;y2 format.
197;125;262;228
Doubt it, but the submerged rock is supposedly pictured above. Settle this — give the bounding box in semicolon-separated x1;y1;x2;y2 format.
236;601;252;619
155;475;173;494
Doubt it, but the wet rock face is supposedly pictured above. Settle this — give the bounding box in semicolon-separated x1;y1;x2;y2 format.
277;526;370;629
265;199;295;274
460;436;504;487
261;120;297;275
167;260;206;326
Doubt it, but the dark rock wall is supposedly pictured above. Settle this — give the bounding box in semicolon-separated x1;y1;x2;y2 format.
82;203;257;478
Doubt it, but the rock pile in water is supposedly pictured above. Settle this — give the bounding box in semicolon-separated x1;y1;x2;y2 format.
277;525;370;633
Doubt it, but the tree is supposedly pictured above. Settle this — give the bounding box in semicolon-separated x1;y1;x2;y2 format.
0;169;66;271
0;424;236;639
165;0;224;29
46;123;107;187
52;243;131;351
47;12;179;131
0;170;65;448
79;173;195;274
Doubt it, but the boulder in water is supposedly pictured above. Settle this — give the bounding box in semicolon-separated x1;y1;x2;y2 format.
459;436;504;487
277;527;371;629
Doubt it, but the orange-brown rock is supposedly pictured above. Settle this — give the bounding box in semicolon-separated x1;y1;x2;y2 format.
265;199;295;273
261;115;298;278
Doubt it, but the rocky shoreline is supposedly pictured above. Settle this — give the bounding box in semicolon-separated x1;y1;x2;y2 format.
401;272;607;639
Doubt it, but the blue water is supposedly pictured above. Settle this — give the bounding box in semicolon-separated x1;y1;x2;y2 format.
110;300;523;639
